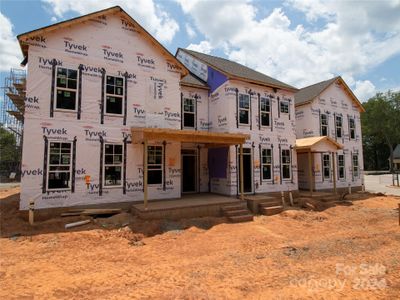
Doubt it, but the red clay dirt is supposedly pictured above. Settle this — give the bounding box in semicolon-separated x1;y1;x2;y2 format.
1;187;399;299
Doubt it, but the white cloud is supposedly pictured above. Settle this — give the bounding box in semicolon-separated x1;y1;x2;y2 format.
185;23;196;38
187;40;212;54
0;13;22;71
176;0;400;91
41;0;179;43
354;80;376;101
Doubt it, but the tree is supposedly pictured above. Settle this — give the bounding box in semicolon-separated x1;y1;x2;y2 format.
361;91;400;172
0;126;20;176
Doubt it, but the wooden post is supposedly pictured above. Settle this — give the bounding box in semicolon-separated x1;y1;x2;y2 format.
332;152;337;195
143;139;148;209
308;150;313;197
239;143;244;201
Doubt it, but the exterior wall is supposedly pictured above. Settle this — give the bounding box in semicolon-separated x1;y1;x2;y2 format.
20;12;184;209
206;77;298;195
295;81;364;190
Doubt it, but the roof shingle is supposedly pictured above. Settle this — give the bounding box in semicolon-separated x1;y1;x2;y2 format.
178;48;297;92
294;77;339;106
180;73;209;89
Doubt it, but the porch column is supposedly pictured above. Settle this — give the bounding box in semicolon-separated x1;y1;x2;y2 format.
143;139;148;209
239;143;244;201
332;152;337;195
308;150;313;196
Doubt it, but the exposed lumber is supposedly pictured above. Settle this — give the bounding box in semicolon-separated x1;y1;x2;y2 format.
65;220;91;229
61;208;122;217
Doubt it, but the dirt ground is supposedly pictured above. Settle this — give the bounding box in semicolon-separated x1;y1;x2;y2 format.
1;187;399;299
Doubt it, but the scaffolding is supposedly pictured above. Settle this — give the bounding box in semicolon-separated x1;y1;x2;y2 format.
1;68;26;146
0;68;25;182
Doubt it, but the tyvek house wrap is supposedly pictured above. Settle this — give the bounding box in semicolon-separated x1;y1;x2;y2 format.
20;12;196;209
295;81;364;190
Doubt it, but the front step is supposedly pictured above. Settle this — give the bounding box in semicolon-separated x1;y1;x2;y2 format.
259;200;283;208
227;214;254;223
222;202;253;223
260;205;284;216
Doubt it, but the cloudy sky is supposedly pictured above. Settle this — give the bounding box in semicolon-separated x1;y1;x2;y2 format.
1;0;400;101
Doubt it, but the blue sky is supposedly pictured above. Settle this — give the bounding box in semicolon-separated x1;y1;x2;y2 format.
1;0;400;101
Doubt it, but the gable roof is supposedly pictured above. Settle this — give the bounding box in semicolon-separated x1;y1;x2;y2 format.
295;136;343;151
180;73;209;90
295;76;365;112
17;6;188;77
177;48;297;92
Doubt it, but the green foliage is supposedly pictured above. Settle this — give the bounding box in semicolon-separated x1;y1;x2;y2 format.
361;90;400;171
0;127;19;162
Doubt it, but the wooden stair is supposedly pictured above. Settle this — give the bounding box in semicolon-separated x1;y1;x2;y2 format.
222;203;254;223
259;199;284;216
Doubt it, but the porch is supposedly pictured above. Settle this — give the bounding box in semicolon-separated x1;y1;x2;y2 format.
132;193;241;220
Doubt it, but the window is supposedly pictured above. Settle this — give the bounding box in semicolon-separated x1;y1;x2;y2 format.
183;98;195;128
105;75;124;115
280;101;289;114
260;97;271;127
352;154;359;178
349;118;356;139
261;148;272;180
239;94;250;125
323;154;330;179
335;115;342;138
320;114;328;136
48;142;72;190
338;154;345;179
55;67;77;110
148;146;163;185
281;149;291;179
104;143;123;187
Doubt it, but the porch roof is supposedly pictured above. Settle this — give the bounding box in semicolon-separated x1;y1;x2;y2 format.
295;136;343;153
131;127;250;145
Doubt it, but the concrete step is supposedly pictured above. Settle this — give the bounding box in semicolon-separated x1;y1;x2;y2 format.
259;200;283;208
224;209;250;217
222;203;247;212
260;205;284;216
227;214;254;223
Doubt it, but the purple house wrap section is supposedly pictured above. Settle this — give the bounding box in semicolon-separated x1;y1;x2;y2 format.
207;66;228;93
208;147;228;178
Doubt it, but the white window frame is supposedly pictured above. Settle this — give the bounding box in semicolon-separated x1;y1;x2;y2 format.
55;66;78;112
147;145;163;186
103;143;124;188
238;94;250;125
338;154;345;179
322;153;331;179
280;101;289;114
105;74;124;117
349;117;356;140
183;97;196;129
260;97;271;127
336;115;343;138
320;114;328;136
261;148;272;180
47;141;73;191
281;149;291;180
352;154;359;178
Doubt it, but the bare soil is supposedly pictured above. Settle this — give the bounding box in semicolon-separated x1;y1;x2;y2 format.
1;187;399;299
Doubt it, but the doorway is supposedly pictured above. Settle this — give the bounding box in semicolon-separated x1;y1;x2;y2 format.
238;148;253;193
181;149;197;193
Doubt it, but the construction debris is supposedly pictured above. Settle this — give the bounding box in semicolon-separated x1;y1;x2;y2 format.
61;208;122;217
65;219;91;229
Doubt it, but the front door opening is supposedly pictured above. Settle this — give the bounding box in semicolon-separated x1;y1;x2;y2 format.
182;149;197;193
238;148;253;193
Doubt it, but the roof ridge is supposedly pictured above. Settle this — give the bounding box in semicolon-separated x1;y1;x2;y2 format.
299;76;339;91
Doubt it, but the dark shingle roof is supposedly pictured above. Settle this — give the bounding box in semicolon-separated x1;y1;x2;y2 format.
178;48;297;91
180;73;209;89
294;77;339;106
